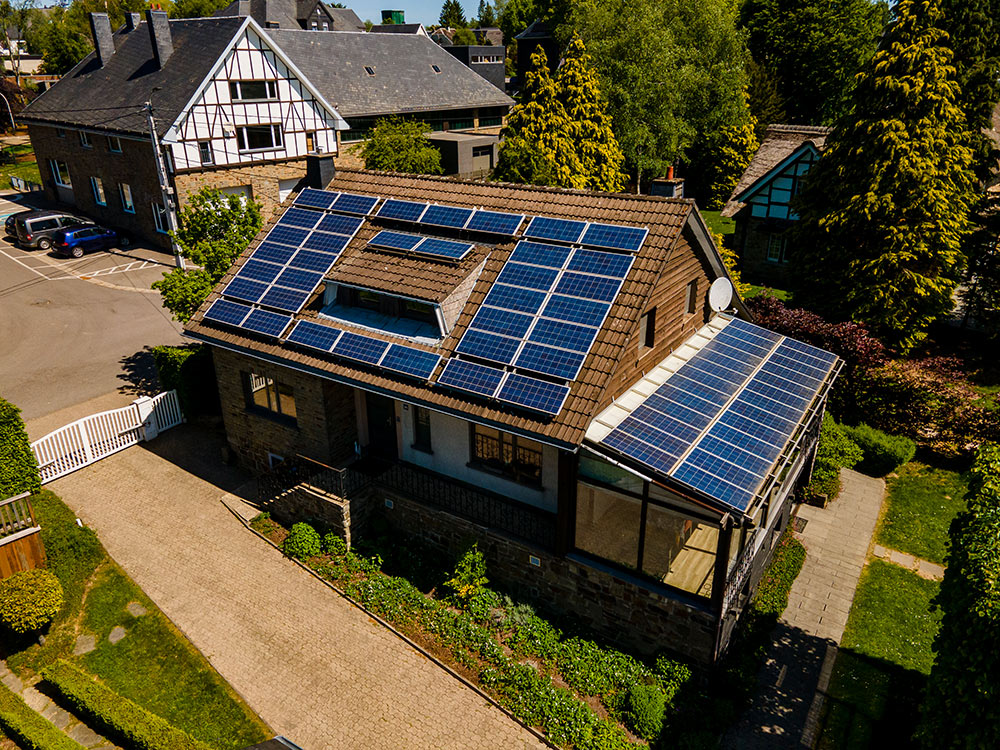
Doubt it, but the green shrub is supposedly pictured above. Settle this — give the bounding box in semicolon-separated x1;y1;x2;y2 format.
444;542;488;604
150;344;219;417
322;532;347;556
0;397;40;498
752;530;807;618
0;682;86;750
807;414;864;500
654;654;692;702
281;522;321;561
624;682;666;740
43;660;213;750
0;569;64;633
843;423;917;476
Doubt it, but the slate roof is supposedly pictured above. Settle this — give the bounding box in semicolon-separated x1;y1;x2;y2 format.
722;124;831;218
185;170;709;448
215;0;298;28
327;7;366;31
263;29;512;118
19;17;245;137
370;23;425;34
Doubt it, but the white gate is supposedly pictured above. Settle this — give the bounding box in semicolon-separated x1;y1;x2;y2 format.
31;391;184;484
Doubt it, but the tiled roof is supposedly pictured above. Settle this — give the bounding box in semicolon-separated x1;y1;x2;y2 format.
185;170;699;448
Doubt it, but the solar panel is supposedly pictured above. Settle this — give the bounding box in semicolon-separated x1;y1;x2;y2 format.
253;242;297;265
302;232;349;254
204;298;251;326
294;188;338;210
482;284;546;314
286;320;342;353
259;285;311;313
332;331;389;364
316;213;364;236
237;259;283;284
469;306;534;338
278;207;322;230
528;318;599;353
378;199;427;223
420;204;473;229
436;359;505;397
510;241;572;269
524;216;587;244
275;267;324;291
266;225;309;247
554;272;623;302
497;374;570;417
566;249;634;279
580;223;648;253
242;308;292;338
379;345;441;380
495;263;559;291
466;210;524;235
515;343;586;380
331;193;378;215
541;295;611;327
288;249;337;273
414;238;474;261
222;276;267;304
370;230;423;251
456;329;522;364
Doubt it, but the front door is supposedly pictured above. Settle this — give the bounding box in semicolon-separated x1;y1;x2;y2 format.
365;394;398;460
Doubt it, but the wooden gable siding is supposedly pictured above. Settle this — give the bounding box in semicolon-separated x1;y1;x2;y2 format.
745;147;818;222
597;226;714;411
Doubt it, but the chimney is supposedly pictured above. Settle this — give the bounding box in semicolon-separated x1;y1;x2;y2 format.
146;10;173;69
89;13;115;68
306;153;336;189
237;0;250;15
124;13;141;32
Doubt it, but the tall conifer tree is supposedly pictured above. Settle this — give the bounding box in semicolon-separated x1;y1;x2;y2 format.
793;0;976;351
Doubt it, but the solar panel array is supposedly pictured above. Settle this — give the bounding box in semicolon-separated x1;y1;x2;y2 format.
524;217;649;253
377;199;525;236
597;318;838;511
369;230;474;261
294;188;379;216
437;359;571;416
204;298;293;339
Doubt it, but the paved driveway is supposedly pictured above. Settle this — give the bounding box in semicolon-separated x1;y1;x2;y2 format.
51;426;546;750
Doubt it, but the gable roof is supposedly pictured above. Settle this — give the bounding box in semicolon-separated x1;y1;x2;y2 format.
327;7;365;31
184;169;743;449
216;0;348;29
722;124;831;218
20;17;246;137
370;23;426;34
262;29;512;118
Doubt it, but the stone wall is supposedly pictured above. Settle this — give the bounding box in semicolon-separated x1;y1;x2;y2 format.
260;484;367;547
173;158;310;224
737;214;795;287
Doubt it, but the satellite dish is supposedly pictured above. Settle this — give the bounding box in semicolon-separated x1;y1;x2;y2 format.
709;277;734;312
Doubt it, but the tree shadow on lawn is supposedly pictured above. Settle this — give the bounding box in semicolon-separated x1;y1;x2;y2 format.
117;347;160;398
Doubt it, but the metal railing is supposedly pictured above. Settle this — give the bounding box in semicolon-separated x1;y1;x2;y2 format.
0;492;37;540
257;454;371;506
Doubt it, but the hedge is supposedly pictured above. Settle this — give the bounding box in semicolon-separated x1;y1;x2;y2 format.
0;569;64;634
43;660;214;750
842;423;916;477
0;396;40;498
0;681;87;750
806;414;863;501
150;345;219;417
751;530;807;618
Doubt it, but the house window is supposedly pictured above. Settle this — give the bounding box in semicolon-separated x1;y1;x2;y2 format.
472;145;492;159
639;308;656;352
469;424;543;487
237;124;283;152
243;372;297;423
119;183;134;213
685;281;697;315
228;80;277;101
198;141;214;166
431;64;441;73
108;136;122;153
49;159;71;187
766;234;789;264
305;131;316;152
55;127;65;138
90;177;106;206
311;21;318;29
152;202;168;233
412;406;432;453
364;66;376;76
79;131;91;148
322;22;329;30
479;108;503;127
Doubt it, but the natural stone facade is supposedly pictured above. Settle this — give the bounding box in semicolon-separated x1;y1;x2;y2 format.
173;158;311;224
734;216;795;287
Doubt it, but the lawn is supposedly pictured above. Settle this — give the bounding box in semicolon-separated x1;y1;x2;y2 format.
701;209;735;237
744;284;791;302
876;462;968;565
3;491;270;749
0;142;40;185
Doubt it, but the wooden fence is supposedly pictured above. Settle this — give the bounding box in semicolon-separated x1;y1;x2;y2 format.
0;492;45;580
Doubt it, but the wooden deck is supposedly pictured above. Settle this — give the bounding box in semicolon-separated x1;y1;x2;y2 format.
0;492;45;579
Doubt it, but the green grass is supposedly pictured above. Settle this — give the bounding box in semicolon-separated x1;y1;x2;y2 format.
701;210;735;237
744;284;791;302
0;143;40;185
877;462;968;565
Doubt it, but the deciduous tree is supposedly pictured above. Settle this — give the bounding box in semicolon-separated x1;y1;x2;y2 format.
360;118;443;175
170;0;231;19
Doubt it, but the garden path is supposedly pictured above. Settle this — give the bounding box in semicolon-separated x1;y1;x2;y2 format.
871;544;945;581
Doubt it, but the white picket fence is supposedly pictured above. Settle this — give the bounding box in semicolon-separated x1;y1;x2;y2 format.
31;391;184;484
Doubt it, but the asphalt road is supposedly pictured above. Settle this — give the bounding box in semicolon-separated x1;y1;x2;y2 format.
0;193;185;432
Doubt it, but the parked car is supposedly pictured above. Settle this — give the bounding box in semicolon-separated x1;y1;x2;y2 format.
51;224;127;258
4;210;32;238
13;210;87;250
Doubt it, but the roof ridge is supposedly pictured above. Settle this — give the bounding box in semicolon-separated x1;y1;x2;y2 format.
766;124;833;135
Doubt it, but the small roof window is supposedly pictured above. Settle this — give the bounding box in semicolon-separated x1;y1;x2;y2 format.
431;64;441;74
364;66;376;76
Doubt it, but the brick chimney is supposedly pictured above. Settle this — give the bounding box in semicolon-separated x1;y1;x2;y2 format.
146;10;173;69
124;13;141;32
306;153;336;189
89;13;115;68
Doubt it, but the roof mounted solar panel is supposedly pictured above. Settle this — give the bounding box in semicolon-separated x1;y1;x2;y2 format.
275;267;324;292
554;272;623;302
332;331;390;365
414;237;475;261
331;193;378;215
524;216;587;244
288;248;338;273
497;374;570;417
541;295;611;327
252;242;297;265
378;199;428;223
420;204;473;229
302;231;350;254
222;276;268;304
279;207;323;230
466;210;524;236
266;225;309;248
495;262;559;291
436;358;505;397
370;230;423;251
510;241;572;269
515;343;586;380
566;249;635;279
379;345;442;380
286;320;342;353
242;308;292;338
259;285;311;314
294;188;338;210
204;298;252;327
528;318;599;353
469;306;534;338
580;223;648;253
316;213;364;237
236;259;283;285
483;284;547;314
455;329;521;365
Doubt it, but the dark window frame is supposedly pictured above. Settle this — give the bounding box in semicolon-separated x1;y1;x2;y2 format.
412;406;433;453
107;136;122;153
639;307;656;352
198;141;214;166
242;371;298;426
228;79;278;101
468;423;543;488
685;280;698;315
237;124;283;152
79;130;92;148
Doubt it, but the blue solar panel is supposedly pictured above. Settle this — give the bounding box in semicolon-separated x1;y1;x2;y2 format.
497;374;570;416
554;272;622;302
302;232;349;254
580;223;648;252
237;259;283;284
515;343;586;380
455;329;521;364
466;210;524;235
469;307;534;338
223;277;267;304
204;299;251;326
602;430;680;476
379;345;441;380
316;213;363;236
495;263;559;291
436;359;504;397
294;188;338;210
566;249;635;279
483;284;546;314
541;295;611;327
378;199;427;222
370;230;423;251
242;308;292;338
279;207;322;230
286;320;342;353
671;462;755;511
253;242;297;265
414;238;474;261
332;332;389;364
528;318;599;353
288;249;337;273
265;225;309;247
331;193;378;215
259;286;310;313
420;204;473;229
275;267;324;291
524;216;587;244
510;241;572;269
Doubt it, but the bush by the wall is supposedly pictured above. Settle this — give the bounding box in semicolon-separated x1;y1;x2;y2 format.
842;423;916;476
751;531;806;618
43;660;214;750
624;683;666;741
444;542;489;604
0;569;64;634
281;522;321;561
0;682;86;750
150;344;219;417
0;397;40;498
322;532;347;556
806;414;863;501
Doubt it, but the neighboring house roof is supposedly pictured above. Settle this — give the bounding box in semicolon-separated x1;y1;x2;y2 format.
515;19;553;41
474;27;503;46
216;0;299;29
19;16;246;137
722;124;831;218
263;29;512;118
370;23;426;34
327;7;366;31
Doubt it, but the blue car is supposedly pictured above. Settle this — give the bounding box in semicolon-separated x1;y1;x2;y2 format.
52;224;128;258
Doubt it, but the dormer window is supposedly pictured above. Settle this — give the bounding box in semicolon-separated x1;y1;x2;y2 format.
364;66;376;76
229;80;278;101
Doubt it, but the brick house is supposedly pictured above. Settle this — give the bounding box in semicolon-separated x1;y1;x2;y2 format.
19;11;345;249
184;167;841;663
723;125;831;287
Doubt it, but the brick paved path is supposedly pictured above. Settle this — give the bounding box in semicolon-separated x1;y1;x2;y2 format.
50;426;546;750
725;469;885;748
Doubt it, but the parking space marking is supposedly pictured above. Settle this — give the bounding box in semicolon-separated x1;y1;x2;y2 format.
77;259;160;279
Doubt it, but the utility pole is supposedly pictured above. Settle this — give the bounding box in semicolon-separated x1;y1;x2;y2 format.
144;99;184;269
